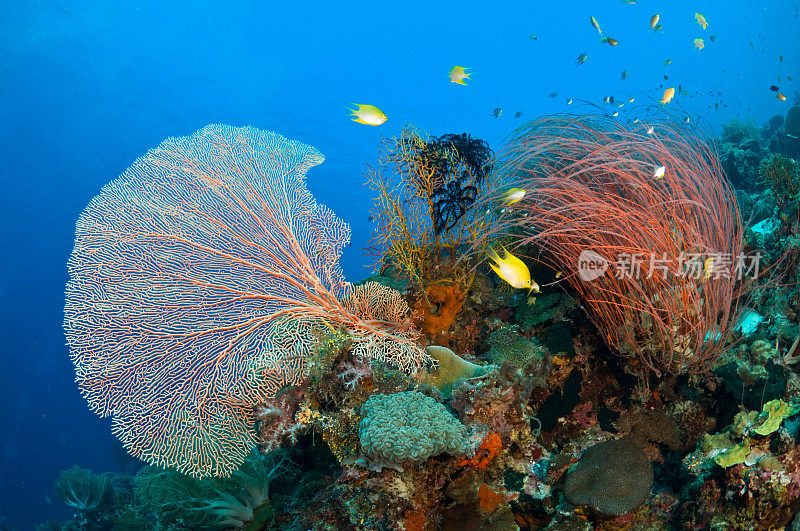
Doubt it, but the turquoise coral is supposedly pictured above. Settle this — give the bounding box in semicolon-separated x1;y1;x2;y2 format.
359;391;471;464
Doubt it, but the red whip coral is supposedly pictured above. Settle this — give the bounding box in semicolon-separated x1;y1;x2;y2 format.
64;124;427;477
475;112;745;376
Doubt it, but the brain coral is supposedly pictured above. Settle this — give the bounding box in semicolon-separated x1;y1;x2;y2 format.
64;124;427;478
563;438;653;516
359;391;470;463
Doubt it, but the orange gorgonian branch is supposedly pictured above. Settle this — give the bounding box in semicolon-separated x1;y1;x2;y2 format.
367;126;501;288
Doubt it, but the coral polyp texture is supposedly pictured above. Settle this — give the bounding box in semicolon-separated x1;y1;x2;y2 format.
359;391;471;464
64;124;427;477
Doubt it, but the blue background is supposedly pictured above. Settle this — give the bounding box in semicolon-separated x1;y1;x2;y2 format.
0;0;797;527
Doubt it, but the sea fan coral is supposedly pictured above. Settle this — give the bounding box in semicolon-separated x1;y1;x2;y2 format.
474;112;746;376
64;124;427;477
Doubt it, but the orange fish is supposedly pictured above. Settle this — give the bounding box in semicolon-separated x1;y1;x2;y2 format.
777;93;787;101
660;87;675;104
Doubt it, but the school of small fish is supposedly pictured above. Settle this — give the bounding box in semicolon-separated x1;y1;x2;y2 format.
347;3;794;144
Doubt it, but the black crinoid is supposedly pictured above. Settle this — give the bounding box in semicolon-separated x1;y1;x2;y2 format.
430;177;478;234
423;133;493;234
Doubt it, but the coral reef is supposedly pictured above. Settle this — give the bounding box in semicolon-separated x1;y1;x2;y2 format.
760;153;799;208
367;126;501;340
770;105;800;159
49;111;800;530
133;449;295;529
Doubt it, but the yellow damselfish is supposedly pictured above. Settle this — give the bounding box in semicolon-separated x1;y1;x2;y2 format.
449;66;471;85
503;188;526;205
590;16;602;35
704;257;714;279
348;104;387;126
695;12;708;30
488;247;540;294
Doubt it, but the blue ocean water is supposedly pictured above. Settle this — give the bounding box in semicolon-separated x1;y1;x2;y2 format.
0;0;797;527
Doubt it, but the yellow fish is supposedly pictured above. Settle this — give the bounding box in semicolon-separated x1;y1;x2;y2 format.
703;257;714;280
349;104;387;126
660;87;675;105
777;93;787;101
488;247;540;294
590;16;602;35
695;12;708;29
449;66;471;85
650;14;660;29
503;188;526;205
694;38;704;50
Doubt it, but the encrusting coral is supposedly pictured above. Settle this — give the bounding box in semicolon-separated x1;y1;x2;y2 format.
415;283;465;335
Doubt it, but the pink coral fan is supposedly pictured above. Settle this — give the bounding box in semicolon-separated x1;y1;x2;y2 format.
64;124;427;477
